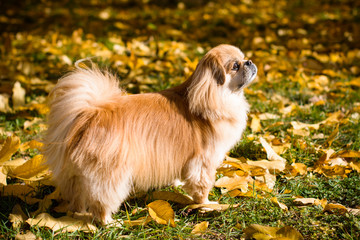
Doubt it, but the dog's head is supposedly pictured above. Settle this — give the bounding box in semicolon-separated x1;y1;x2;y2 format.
187;44;257;119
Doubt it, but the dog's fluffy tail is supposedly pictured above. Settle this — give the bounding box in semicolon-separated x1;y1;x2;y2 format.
43;62;124;177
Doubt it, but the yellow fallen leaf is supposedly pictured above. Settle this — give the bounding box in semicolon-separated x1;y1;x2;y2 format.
124;216;152;227
250;115;261;133
0;136;20;163
11;155;50;181
215;175;252;192
0;94;11;113
187;203;239;211
147;200;176;227
347;208;360;216
191;221;209;235
14;231;38;240
271;197;288;211
349;162;360;172
247;159;286;172
322;125;339;148
12;81;26;109
26;213;97;232
255;171;277;190
291;121;320;130
9;204;28;228
244;224;304;240
259;137;287;163
331;150;360;158
149;191;194;205
284;163;308;178
0;166;6;185
2;158;27;176
0;184;35;197
324;203;348;214
258;113;280;120
222;159;267;177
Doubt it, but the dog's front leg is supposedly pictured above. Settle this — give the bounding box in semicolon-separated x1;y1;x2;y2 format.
181;157;218;204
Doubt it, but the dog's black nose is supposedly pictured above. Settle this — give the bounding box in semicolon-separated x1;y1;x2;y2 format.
245;60;252;66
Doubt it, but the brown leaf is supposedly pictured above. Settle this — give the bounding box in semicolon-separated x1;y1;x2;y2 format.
187;203;239;211
0;136;20;163
9;204;28;228
14;231;39;240
191;221;209;235
124;216;152;227
271;197;288;211
26;213;97;232
244;224;304;240
11;155;50;181
147;200;176;227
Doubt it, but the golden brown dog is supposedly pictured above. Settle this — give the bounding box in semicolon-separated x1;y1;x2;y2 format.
44;44;257;224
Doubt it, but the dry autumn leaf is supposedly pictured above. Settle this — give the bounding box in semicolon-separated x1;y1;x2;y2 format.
26;213;97;232
187;203;239;211
123;216;152;227
10;155;50;181
147;200;176;227
243;224;304;240
271;197;288;211
9;204;28;228
0;136;20;163
191;221;209;235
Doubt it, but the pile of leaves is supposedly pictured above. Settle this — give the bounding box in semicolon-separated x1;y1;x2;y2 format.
1;0;360;239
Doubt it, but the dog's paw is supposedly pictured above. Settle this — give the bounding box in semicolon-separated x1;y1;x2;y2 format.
105;219;123;228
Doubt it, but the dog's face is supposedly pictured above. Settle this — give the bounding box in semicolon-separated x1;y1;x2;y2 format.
202;44;257;92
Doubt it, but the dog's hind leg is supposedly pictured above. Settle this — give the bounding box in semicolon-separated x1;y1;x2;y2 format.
87;170;132;225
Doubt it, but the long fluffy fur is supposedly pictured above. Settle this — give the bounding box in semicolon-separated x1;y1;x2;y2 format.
44;44;254;224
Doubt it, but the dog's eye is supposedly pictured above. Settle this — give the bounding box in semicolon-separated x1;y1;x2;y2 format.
232;62;240;71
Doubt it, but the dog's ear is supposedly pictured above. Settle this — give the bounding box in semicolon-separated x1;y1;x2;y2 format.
186;53;226;120
201;54;226;85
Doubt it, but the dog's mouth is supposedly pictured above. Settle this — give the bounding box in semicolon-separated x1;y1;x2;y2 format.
238;63;257;89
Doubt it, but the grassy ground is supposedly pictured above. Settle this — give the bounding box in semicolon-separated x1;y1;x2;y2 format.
1;0;360;239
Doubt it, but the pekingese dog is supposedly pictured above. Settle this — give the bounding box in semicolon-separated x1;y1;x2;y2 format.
44;44;257;224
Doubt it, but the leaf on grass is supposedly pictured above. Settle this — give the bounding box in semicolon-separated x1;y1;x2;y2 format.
12;81;26;109
0;94;11;113
191;221;209;235
0;167;7;186
293;198;327;208
9;204;28;228
1;158;27;176
0;184;41;205
187;203;239;211
284;163;308;178
243;224;304;240
250;115;261;133
255;172;277;190
14;231;39;240
331;150;360;159
271;197;288;211
324;203;348;214
322;125;339;148
0;136;20;163
124;216;152;227
215;175;252;193
147;200;176;227
247;159;286;173
149;191;194;205
26;213;97;232
11;155;50;181
347;208;360;216
259;137;287;163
